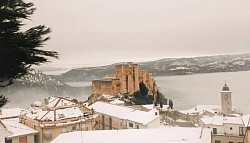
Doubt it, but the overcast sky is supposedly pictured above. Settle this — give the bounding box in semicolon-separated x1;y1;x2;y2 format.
27;0;250;68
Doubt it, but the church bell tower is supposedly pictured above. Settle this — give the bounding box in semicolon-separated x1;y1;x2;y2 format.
221;83;232;116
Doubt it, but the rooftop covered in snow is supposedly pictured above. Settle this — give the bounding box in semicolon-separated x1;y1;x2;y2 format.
51;127;211;143
200;116;243;126
1;118;37;139
20;97;94;126
90;102;159;125
0;108;24;119
180;105;221;115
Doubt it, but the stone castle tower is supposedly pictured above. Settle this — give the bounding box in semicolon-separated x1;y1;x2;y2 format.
91;62;158;97
116;62;140;95
221;83;232;115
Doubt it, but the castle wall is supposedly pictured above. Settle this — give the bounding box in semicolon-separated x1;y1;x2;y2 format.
116;63;139;95
91;79;120;96
91;62;159;97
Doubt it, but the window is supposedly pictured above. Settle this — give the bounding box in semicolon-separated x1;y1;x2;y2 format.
129;122;133;128
136;125;139;129
72;126;77;131
230;127;233;130
239;127;245;136
213;128;217;134
44;129;52;138
5;139;12;143
215;140;221;143
229;141;233;143
109;117;112;130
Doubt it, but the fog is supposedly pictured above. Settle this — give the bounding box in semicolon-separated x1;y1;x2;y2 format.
156;71;250;114
2;71;250;114
3;88;90;109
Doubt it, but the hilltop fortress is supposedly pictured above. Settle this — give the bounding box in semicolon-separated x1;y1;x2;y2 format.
90;62;159;101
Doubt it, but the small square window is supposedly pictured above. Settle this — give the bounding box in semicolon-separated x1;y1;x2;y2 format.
136;125;139;129
230;127;233;130
215;140;221;143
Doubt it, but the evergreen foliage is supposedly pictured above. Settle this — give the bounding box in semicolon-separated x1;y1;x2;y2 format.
0;95;8;107
132;82;153;105
169;99;173;109
0;0;58;106
139;82;148;96
0;0;58;86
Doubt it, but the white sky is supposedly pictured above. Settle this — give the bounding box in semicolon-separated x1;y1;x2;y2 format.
27;0;250;68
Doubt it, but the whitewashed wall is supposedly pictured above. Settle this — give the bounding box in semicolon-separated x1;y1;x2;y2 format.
224;124;242;136
146;116;160;128
0;128;5;143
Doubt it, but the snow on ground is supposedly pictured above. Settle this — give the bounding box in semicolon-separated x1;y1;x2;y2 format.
51;127;211;143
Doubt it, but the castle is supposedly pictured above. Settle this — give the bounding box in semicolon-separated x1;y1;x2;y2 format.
91;62;158;97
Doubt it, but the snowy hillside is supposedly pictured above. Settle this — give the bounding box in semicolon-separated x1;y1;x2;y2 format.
53;53;250;82
1;69;90;96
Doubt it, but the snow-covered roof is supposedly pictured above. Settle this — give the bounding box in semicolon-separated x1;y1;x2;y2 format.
46;96;77;108
90;102;159;125
90;102;134;119
23;107;84;121
109;99;124;105
200;116;243;126
180;105;221;115
51;127;211;143
21;97;93;124
0;108;24;119
126;109;159;125
241;114;250;127
1;118;37;138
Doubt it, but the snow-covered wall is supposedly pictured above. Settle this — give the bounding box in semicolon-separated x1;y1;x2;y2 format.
0;128;4;143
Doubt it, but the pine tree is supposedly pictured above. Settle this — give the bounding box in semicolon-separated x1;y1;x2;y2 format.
0;95;8;107
139;82;148;97
169;99;173;109
0;0;58;107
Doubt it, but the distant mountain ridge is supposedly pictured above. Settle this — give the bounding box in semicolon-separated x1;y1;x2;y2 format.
52;53;250;82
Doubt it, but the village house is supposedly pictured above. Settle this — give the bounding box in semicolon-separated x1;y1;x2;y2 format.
51;127;211;143
89;101;160;130
199;115;245;143
19;97;97;143
90;62;158;102
0;118;38;143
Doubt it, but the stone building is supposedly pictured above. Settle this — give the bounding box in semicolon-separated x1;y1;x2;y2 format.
91;62;158;98
19;97;97;143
